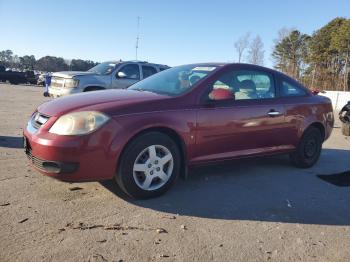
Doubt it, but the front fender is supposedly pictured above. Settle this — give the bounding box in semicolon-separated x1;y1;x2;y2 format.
79;75;111;90
107;110;196;176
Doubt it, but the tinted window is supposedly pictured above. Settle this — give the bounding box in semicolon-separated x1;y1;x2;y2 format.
142;66;157;78
281;80;307;97
208;69;275;101
118;64;140;80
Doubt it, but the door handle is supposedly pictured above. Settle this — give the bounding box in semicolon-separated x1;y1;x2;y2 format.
267;110;282;117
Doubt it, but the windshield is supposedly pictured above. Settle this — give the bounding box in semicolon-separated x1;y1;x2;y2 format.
88;62;117;75
128;65;217;96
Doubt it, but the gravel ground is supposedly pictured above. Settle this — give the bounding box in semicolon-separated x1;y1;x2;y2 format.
1;83;350;262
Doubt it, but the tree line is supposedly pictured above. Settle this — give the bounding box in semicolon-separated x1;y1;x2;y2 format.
0;50;98;72
234;17;350;91
272;17;350;91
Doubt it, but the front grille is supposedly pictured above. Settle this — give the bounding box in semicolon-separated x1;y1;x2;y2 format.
24;139;45;171
50;77;65;88
27;151;46;171
31;112;50;129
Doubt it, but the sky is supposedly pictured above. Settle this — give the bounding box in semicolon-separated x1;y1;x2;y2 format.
0;0;349;68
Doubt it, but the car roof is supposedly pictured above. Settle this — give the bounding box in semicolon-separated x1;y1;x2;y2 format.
219;63;308;89
174;62;276;69
104;60;169;68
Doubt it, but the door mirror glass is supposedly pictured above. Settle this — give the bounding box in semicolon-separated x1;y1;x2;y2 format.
117;71;127;78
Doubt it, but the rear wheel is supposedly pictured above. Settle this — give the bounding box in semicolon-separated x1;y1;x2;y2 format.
290;126;322;168
342;122;350;136
116;132;181;199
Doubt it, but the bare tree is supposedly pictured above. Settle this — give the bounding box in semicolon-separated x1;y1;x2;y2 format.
234;33;250;63
247;35;264;65
274;27;295;45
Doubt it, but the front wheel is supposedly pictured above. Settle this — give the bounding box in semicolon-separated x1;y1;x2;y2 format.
116;132;181;199
290;126;322;168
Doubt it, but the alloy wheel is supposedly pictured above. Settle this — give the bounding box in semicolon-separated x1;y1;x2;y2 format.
132;145;174;191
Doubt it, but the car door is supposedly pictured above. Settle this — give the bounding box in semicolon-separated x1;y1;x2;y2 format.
193;68;291;163
112;63;141;89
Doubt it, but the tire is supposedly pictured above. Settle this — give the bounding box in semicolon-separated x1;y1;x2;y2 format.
290;126;322;168
116;132;181;199
342;122;350;136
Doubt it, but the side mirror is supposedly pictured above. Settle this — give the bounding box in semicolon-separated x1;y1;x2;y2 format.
117;71;127;78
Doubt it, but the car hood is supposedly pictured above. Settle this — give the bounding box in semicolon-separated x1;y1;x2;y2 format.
37;89;169;117
52;71;96;78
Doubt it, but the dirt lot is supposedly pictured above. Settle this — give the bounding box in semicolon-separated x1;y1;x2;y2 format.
1;83;350;262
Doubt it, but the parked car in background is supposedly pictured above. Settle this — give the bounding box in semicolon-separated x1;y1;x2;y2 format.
24;70;38;85
48;60;169;98
0;65;26;84
0;65;38;85
24;63;334;199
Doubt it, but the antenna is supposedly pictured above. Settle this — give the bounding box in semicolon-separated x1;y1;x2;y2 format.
135;16;140;60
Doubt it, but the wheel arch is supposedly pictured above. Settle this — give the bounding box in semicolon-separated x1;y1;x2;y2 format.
307;122;326;141
83;86;106;92
118;126;188;179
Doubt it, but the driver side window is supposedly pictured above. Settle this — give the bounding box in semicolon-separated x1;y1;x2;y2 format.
235;71;275;100
117;64;140;80
208;69;275;101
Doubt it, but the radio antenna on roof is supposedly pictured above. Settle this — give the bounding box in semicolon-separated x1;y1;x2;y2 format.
135;16;141;60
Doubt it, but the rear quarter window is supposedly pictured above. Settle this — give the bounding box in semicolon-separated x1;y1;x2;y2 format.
281;80;307;97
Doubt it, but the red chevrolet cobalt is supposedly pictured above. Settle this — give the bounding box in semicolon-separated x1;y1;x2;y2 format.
24;63;334;198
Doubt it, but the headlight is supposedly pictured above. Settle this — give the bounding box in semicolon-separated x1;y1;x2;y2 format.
49;111;110;135
64;78;79;88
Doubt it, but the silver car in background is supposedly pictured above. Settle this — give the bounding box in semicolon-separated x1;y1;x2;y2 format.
49;60;169;97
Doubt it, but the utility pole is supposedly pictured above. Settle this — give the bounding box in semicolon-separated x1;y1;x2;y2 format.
135;16;140;60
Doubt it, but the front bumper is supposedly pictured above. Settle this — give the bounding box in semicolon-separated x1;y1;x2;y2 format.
23;116;120;182
24;137;79;174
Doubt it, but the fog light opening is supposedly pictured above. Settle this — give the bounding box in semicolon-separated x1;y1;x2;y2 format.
42;162;61;173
